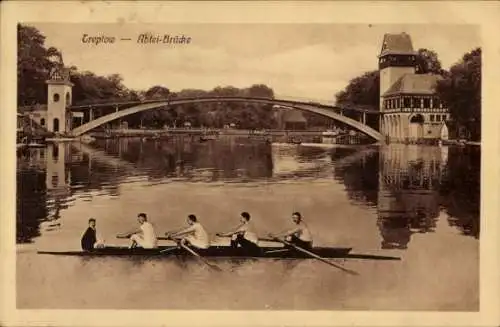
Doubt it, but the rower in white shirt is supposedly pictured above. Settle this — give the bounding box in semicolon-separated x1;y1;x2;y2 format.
269;211;313;250
118;213;158;249
216;212;259;252
166;214;210;249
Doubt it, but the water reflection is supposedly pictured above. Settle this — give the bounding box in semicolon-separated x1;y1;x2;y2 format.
377;145;446;249
329;144;479;249
439;146;480;238
95;136;274;181
16;138;480;247
331;147;379;206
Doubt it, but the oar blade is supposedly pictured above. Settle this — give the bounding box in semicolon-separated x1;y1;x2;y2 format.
271;237;359;276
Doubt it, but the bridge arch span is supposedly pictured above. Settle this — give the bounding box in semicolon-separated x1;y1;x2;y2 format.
70;97;383;141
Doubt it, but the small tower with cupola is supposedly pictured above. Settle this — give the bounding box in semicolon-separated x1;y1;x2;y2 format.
45;66;73;134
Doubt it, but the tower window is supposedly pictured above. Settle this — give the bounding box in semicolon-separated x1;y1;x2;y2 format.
436;115;441;121
53;93;60;102
423;98;430;108
53;118;59;132
430;114;435;122
66;92;71;104
433;97;439;108
40;118;45;126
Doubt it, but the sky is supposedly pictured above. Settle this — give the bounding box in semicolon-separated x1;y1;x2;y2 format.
31;23;480;102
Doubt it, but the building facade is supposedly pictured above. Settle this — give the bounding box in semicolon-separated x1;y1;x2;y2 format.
379;33;449;143
19;66;75;135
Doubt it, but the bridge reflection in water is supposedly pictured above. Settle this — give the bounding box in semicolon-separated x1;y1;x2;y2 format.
16;138;479;248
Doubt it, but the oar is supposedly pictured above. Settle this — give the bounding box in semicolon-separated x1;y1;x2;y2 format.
163;235;222;271
179;242;223;271
271;237;359;276
159;246;178;254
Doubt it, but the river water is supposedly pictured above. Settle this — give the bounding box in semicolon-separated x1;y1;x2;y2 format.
16;136;480;310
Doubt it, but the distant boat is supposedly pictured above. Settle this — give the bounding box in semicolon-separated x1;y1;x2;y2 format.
17;136;45;148
288;136;302;145
46;137;75;142
199;132;218;142
26;142;45;148
80;135;96;144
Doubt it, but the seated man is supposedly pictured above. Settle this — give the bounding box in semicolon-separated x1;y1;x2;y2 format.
216;212;259;252
118;213;158;249
166;214;210;249
81;218;105;251
269;212;313;250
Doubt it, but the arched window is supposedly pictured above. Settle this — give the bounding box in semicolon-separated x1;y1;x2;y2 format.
53;118;59;132
40;118;45;126
53;93;60;102
410;114;424;124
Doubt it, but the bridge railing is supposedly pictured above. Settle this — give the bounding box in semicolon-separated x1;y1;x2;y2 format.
68;96;380;114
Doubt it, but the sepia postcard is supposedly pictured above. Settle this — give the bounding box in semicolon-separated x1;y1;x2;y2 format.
1;1;499;327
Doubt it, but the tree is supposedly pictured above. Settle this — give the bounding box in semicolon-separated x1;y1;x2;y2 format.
17;24;63;106
245;84;274;98
70;71;131;104
415;48;446;75
335;70;380;110
435;48;481;141
144;85;170;100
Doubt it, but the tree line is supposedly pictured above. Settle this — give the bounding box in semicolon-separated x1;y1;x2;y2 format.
335;48;481;141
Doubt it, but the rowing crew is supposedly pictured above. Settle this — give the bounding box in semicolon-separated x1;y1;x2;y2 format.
82;211;312;252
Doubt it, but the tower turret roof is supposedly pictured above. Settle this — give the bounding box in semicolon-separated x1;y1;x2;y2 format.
379;32;417;57
382;73;443;96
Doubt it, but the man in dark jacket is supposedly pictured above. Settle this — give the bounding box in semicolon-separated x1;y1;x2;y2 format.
81;218;98;251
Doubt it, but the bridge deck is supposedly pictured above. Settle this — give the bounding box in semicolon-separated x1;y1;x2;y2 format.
70;97;383;141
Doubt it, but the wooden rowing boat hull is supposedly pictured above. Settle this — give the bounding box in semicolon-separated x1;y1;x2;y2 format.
37;245;352;258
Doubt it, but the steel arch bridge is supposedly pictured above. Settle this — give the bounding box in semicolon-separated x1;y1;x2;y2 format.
69;97;383;141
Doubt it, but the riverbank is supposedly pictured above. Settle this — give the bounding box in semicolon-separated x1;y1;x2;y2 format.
88;128;329;138
442;139;481;147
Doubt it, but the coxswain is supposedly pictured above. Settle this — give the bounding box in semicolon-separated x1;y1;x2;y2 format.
216;212;259;252
118;213;158;249
81;218;105;251
269;212;313;250
165;214;210;249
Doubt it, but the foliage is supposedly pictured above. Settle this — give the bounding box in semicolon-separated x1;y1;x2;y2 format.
70;71;133;105
17;24;63;106
335;70;380;110
132;85;277;129
435;48;481;141
144;85;170;100
415;48;447;76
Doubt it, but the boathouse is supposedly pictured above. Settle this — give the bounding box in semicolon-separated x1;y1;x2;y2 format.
379;33;450;143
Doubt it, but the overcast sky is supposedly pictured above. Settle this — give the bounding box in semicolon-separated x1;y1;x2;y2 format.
32;23;480;101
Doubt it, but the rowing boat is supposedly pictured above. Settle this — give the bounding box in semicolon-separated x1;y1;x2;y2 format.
36;245;401;261
37;244;352;258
